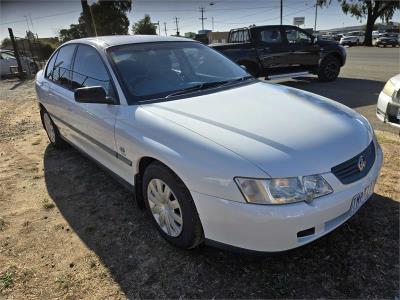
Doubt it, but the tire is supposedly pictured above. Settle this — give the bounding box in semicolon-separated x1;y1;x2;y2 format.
318;56;341;82
142;162;204;249
30;62;38;74
40;110;67;148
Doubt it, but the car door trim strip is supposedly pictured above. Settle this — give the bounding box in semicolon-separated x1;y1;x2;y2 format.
49;113;132;166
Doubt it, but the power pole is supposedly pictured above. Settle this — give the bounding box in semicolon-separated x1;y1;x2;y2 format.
24;16;31;32
280;0;283;25
8;28;24;78
212;16;214;31
314;0;318;32
164;22;167;36
199;6;207;31
174;17;180;36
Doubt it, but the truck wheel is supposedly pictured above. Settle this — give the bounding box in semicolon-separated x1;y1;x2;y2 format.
318;56;341;82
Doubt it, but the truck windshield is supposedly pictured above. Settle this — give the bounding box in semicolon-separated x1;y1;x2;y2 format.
107;41;250;102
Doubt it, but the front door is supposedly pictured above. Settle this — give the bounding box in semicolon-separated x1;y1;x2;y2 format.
70;44;129;180
254;26;290;72
283;26;320;69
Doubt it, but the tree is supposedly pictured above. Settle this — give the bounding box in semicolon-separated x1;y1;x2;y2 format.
87;0;132;35
321;1;400;46
132;15;157;35
59;23;86;43
59;0;132;42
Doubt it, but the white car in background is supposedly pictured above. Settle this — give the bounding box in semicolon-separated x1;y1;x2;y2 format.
35;36;382;253
377;74;400;128
339;36;360;46
0;50;38;76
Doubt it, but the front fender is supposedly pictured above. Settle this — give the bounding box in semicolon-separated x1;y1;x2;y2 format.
115;105;267;202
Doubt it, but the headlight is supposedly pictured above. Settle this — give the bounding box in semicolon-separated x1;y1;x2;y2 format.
382;80;395;97
235;175;333;205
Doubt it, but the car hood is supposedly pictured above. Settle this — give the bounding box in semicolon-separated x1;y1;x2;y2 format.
142;82;373;178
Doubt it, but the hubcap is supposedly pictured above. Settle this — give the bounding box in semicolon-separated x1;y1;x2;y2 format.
43;113;56;143
147;179;183;237
325;62;339;79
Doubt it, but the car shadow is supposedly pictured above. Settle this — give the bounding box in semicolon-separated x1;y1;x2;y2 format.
277;77;385;109
43;144;399;298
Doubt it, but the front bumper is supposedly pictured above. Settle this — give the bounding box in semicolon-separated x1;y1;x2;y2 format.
192;145;383;252
376;91;400;128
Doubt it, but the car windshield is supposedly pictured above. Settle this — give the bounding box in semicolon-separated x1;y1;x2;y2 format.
107;41;250;102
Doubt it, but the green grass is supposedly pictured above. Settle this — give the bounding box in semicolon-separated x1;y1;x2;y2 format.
43;199;55;210
0;272;13;290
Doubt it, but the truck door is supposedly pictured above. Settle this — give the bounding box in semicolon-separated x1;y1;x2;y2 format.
254;26;289;71
283;26;320;69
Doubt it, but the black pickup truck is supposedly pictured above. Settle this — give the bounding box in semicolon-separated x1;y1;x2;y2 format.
210;25;347;82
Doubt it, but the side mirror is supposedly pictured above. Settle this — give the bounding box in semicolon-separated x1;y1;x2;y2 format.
74;86;114;104
240;65;247;70
312;36;317;44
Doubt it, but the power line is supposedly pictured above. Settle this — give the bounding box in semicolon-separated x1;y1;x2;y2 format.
213;6;314;25
0;10;81;26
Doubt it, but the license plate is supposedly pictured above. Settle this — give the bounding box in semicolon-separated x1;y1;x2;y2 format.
396;108;400;120
350;179;376;214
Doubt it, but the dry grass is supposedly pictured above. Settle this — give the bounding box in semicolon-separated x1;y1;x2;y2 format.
0;79;399;299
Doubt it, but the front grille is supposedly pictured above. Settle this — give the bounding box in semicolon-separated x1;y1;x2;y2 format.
331;141;375;184
387;102;400;124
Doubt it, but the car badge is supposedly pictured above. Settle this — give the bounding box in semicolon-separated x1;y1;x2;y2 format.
357;155;367;172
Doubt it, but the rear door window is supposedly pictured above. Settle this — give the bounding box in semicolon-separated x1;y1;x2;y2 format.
52;44;76;88
45;51;58;80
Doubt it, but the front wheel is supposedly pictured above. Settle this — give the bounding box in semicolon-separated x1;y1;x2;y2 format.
318;56;341;82
41;110;67;148
142;162;204;249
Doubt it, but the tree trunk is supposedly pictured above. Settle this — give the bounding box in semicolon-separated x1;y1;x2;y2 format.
81;0;93;37
364;16;375;46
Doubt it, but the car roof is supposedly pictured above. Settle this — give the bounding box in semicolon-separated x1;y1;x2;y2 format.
63;35;194;49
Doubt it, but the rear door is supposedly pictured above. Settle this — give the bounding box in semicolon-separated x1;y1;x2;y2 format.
44;43;88;146
283;26;320;69
253;26;289;71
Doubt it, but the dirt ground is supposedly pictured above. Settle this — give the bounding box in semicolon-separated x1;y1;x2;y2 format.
0;78;399;299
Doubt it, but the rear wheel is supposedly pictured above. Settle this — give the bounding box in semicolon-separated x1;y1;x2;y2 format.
318;56;341;82
41;110;67;148
142;162;203;249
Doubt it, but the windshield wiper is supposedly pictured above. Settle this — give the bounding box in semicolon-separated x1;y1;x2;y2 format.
165;76;254;98
166;81;227;98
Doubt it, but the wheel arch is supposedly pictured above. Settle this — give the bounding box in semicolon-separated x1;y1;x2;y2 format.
322;51;344;66
134;156;189;209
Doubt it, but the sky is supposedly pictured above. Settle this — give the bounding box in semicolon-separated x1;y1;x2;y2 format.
1;0;399;40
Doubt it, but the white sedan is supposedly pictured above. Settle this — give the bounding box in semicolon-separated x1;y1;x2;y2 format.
35;36;382;253
377;74;400;128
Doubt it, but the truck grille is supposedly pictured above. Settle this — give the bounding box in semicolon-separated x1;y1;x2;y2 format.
331;141;375;184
